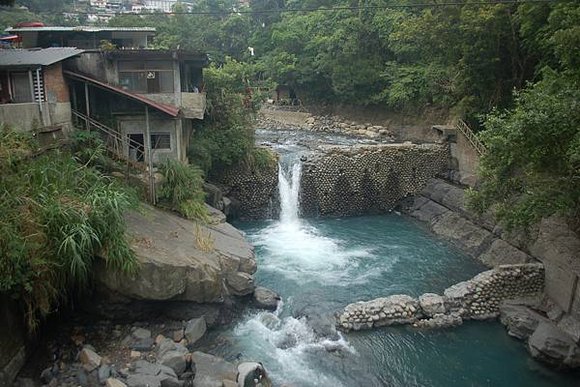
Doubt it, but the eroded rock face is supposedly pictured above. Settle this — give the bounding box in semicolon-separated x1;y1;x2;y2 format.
95;205;256;303
528;321;580;369
418;293;446;317
499;303;546;340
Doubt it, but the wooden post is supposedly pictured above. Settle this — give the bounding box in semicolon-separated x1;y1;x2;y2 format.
84;82;90;130
145;106;156;204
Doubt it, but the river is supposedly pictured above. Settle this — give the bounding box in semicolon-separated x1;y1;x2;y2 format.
208;130;577;386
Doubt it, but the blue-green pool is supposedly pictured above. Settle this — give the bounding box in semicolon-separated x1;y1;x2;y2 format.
210;214;577;386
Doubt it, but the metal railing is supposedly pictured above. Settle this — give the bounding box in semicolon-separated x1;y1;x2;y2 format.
72;109;146;171
455;119;486;156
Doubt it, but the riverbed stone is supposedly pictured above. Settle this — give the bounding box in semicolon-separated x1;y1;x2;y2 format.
106;378;127;387
79;348;101;372
184;317;206;345
418;293;446;317
132;327;151;340
253;287;281;310
191;351;237;386
159;351;186;376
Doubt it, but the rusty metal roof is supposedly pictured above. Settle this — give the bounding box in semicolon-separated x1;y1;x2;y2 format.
64;70;180;117
0;47;84;67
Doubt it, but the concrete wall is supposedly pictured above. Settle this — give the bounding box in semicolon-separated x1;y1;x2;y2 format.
118;116;182;164
69;52;118;85
0;101;72;131
450;130;480;187
300;143;449;217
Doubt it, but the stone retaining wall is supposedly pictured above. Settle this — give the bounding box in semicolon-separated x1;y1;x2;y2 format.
336;263;544;332
212;149;279;220
300;143;449;217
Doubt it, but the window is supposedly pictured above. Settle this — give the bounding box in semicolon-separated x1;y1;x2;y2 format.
151;133;171;150
118;60;174;94
10;72;32;103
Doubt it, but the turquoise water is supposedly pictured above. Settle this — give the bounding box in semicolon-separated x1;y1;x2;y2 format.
209;215;578;386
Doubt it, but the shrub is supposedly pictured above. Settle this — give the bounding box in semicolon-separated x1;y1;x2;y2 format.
157;159;210;222
0;127;137;330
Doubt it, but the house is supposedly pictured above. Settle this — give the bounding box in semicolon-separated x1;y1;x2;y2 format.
65;49;208;164
5;25;208;166
0;47;84;132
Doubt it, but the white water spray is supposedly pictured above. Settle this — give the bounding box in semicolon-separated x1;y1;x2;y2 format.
278;161;302;224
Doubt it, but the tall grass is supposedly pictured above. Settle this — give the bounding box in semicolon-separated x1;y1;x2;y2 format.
0;126;137;330
157;159;210;223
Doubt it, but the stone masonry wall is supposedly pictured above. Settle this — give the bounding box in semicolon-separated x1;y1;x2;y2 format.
336;263;544;332
213;149;279;220
300;143;449;217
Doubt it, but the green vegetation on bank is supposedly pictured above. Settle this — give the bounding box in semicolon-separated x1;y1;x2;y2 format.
157;159;210;222
469;2;580;230
0;127;137;329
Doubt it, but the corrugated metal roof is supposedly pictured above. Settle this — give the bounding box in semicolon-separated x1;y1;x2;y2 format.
5;26;156;33
0;47;84;67
64;70;180;117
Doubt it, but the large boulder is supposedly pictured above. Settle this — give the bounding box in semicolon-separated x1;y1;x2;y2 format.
95;205;256;303
499;303;546;340
528;321;580;369
253;287;281;311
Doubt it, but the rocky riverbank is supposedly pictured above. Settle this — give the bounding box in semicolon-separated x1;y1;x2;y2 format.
15;317;272;387
257;107;396;141
10;204;282;386
389;176;580;369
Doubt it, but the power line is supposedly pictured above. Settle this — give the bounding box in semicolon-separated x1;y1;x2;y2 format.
11;0;562;17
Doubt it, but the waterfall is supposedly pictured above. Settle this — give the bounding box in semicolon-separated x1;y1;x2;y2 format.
278;161;302;224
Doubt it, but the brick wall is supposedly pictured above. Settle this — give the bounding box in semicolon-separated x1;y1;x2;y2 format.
44;63;69;103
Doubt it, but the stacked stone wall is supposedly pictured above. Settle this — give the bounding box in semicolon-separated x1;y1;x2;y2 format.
213;150;279;220
300;143;449;217
336;263;544;332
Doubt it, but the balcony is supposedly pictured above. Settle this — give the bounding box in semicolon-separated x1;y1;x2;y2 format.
181;92;206;119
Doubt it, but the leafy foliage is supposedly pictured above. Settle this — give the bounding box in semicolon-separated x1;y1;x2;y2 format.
188;59;263;175
0;127;137;330
468;1;580;230
157;159;209;222
468;71;580;230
